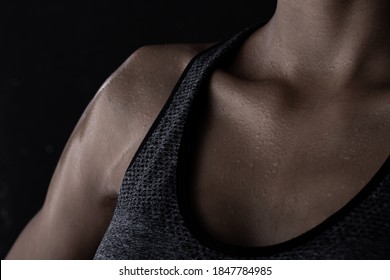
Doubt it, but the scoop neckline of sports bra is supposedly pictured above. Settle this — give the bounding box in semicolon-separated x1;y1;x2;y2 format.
174;26;390;257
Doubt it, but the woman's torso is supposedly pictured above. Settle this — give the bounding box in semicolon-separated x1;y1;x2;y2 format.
96;24;390;258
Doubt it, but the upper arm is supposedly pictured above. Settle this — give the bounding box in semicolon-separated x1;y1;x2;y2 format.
6;44;208;259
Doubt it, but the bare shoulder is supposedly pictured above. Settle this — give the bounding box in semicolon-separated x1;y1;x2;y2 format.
61;43;213;197
100;43;212;109
92;43;213;192
6;43;212;259
87;43;214;194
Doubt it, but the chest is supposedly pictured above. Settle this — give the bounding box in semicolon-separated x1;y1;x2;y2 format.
182;80;390;247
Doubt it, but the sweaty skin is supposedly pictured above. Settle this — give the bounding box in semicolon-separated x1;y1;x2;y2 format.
7;0;390;258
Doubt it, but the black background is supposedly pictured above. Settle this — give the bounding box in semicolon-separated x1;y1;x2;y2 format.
0;0;276;258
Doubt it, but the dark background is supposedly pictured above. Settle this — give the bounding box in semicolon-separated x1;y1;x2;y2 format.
0;0;276;258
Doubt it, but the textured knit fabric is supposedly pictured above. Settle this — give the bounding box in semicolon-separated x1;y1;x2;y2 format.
94;24;390;260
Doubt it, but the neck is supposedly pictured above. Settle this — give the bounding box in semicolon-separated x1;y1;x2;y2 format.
243;0;390;90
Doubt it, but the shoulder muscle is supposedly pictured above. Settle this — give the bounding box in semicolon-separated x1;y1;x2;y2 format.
6;43;210;259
